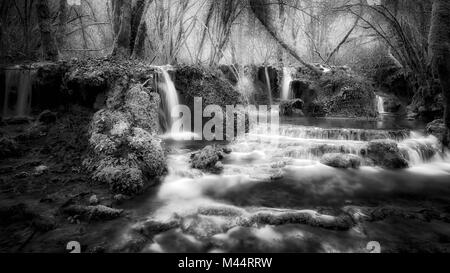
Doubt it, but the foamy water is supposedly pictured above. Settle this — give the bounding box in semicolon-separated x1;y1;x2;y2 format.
113;122;450;253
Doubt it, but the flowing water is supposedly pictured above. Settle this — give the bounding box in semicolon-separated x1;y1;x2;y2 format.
2;68;33;117
158;66;180;132
377;95;386;114
281;67;293;100
111;116;450;253
264;66;273;105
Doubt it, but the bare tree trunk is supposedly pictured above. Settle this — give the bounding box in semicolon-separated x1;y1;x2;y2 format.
130;0;147;52
325;16;360;64
429;0;450;146
111;0;132;58
277;0;286;65
249;0;321;75
131;0;152;59
112;0;123;36
37;0;59;61
57;0;67;52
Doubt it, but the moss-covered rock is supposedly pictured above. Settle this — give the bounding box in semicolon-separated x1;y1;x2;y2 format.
364;139;409;169
174;65;243;107
426;119;446;142
190;145;226;172
279;99;304;116
296;69;378;118
320;153;362;169
85;83;166;195
124;86;161;135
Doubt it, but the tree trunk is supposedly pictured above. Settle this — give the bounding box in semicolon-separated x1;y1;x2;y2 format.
37;0;59;61
130;0;147;51
111;0;132;58
57;0;68;52
429;0;450;146
249;0;321;75
131;0;152;59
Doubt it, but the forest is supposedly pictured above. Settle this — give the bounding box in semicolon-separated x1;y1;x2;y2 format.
0;0;450;253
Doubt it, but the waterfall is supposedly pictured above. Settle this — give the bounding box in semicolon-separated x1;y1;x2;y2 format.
264;66;273;105
3;68;33;117
281;67;292;100
377;95;386;114
158;66;180;131
244;123;443;164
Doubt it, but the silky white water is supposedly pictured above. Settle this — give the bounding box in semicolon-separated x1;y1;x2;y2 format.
264;66;273;105
281;67;293;100
158;66;180;132
112;119;450;253
377;95;386;114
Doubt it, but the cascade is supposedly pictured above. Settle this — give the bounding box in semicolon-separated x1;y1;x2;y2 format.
3;68;33;117
377;95;386;114
281;67;293;100
158;66;180;132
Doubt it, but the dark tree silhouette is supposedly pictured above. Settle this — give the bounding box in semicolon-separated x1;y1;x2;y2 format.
429;0;450;145
37;0;59;61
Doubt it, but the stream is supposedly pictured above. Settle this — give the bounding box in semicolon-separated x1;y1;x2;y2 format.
109;115;450;253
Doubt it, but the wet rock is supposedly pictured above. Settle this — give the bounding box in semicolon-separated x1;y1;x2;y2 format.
89;195;99;205
37;110;58;124
426;119;446;142
0;137;20;158
364;140;409;169
86;109;166;195
84;81;167;196
135;219;180;237
191;145;225;171
113;194;129;204
320;153;362;169
180;215;231;238
62;205;123;221
270;170;284;180
34;165;49;176
174;65;243;108
247;209;354;231
280;99;304;116
14;172;29;179
124;85;161;135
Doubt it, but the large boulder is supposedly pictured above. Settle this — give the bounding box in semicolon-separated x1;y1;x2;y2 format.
84;83;166;195
308;70;378;118
426;119;446;143
320;153;362;169
174;65;243;108
191;145;229;172
364;140;409;169
124;85;161;135
280;99;304;116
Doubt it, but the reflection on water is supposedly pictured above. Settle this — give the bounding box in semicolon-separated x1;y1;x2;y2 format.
112;117;450;253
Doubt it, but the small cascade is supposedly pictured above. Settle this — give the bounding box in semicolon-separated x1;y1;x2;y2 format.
157;66;180;132
236;73;254;104
281;67;293;100
3;68;33;117
377;95;386;114
238;123;444;164
264;66;273;105
276;125;410;141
